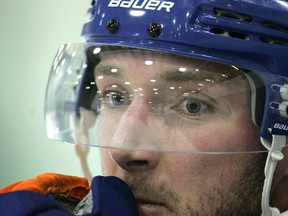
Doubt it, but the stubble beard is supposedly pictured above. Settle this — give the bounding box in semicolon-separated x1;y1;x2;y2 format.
121;153;266;216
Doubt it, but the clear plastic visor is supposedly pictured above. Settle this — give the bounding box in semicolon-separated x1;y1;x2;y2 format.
45;43;267;153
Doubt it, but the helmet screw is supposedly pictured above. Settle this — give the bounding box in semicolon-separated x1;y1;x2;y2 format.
148;23;162;38
107;19;120;34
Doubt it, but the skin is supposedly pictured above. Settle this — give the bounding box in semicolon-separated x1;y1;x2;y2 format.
88;50;269;215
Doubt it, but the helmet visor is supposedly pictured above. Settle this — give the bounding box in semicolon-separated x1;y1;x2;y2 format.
45;43;269;153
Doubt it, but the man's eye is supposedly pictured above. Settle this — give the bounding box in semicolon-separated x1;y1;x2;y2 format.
104;91;126;107
179;98;209;116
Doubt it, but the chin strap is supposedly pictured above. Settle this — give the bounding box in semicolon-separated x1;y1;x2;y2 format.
261;135;288;216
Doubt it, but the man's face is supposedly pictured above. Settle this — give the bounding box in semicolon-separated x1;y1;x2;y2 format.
94;50;266;215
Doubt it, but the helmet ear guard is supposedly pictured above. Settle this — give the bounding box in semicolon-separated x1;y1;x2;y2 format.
242;70;266;128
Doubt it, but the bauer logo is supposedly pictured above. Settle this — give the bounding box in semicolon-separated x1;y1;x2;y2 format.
274;123;288;130
108;0;175;13
272;121;288;135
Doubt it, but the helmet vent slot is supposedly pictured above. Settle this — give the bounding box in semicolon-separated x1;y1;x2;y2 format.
210;28;249;40
262;21;288;34
213;8;253;22
259;37;288;46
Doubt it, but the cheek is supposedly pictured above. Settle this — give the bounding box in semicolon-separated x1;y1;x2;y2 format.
226;109;262;151
168;153;257;196
195;111;260;152
224;92;262;151
97;116;117;146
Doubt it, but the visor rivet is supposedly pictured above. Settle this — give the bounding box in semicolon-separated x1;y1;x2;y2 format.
107;19;120;34
148;23;162;38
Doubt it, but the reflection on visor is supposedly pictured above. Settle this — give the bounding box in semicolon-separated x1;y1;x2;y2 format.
45;43;268;153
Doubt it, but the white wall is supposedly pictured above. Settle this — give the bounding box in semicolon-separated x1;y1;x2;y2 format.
0;0;101;187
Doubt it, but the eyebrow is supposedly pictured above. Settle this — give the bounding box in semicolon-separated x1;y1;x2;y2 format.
94;65;124;78
160;70;223;83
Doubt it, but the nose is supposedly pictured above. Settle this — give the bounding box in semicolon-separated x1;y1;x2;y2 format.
109;149;160;172
108;99;161;172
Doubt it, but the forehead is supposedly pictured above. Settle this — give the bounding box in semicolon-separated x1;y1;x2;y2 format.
100;50;196;64
95;50;247;88
98;50;226;71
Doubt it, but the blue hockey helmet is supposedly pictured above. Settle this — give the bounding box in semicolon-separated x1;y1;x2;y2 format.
45;0;288;153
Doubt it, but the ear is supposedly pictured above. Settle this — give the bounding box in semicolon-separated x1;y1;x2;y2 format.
270;146;288;212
